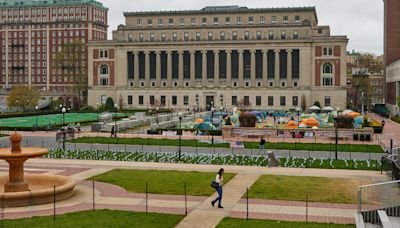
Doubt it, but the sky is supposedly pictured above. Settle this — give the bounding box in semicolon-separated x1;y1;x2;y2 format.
100;0;384;55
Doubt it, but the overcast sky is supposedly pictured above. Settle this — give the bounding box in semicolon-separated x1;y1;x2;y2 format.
100;0;383;55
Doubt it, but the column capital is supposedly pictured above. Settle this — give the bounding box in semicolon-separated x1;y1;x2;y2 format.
166;50;172;55
286;49;293;53
250;49;256;54
226;50;232;54
274;49;281;53
177;50;184;54
154;50;161;54
213;50;220;54
201;50;207;55
237;49;244;54
144;50;150;55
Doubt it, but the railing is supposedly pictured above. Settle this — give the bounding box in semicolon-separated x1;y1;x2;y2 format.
358;180;400;224
381;150;400;180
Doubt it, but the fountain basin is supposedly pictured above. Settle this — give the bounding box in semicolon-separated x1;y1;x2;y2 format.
0;174;76;207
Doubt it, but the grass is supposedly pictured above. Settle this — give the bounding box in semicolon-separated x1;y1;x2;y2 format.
70;137;230;148
89;169;235;196
3;210;183;228
246;175;370;204
392;117;400;124
217;218;355;228
69;137;383;153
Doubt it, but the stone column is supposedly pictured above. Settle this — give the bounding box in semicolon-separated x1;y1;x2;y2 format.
274;49;280;86
250;49;256;86
156;51;161;87
167;51;172;87
134;51;139;87
145;51;150;87
287;49;292;87
190;50;195;88
226;50;232;88
202;50;207;87
214;50;219;87
238;50;244;87
178;50;184;87
262;50;268;87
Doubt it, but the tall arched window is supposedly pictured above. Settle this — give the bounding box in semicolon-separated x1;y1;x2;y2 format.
322;63;333;86
99;64;109;86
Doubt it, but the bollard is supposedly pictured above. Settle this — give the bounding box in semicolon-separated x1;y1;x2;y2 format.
93;180;95;210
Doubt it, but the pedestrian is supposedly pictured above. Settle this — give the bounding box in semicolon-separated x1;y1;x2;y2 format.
381;119;385;127
258;136;266;155
111;125;115;137
211;168;224;208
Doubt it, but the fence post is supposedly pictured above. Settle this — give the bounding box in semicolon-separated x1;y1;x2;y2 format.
53;186;56;221
306;194;308;223
93;180;95;210
246;187;249;220
145;182;148;213
358;189;362;213
184;183;187;216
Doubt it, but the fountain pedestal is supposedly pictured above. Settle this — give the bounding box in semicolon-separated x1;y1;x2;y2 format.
4;159;29;192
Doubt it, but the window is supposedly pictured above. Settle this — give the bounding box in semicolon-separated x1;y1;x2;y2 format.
268;31;274;39
169;18;174;25
196;32;201;41
237;17;242;24
161;33;166;41
292;96;298;106
280;96;286;106
150;33;155;41
232;96;237;106
268;96;274;106
128;33;133;42
158;19;163;26
139;96;144;105
191;17;195;25
202;18;207;24
101;95;107;104
137;19;142;26
183;96;189;105
271;16;277;24
293;30;298;39
323;63;333;74
322;63;333;86
172;96;177;105
128;96;133;105
260;16;265;24
184;32;189;41
208;32;213;41
220;32;225;40
179;18;184;26
99;64;109;86
256;96;261;106
213;17;218;24
225;17;230;24
256;31;262;40
295;15;300;22
232;31;237;40
323;47;333;56
244;96;250;106
324;96;331;107
147;19;152;26
139;33;144;42
283;15;288;24
244;31;250;40
150;96;155;105
172;32;177;41
281;30;286;39
248;16;253;24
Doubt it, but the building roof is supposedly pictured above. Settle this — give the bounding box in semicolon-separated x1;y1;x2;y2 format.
124;5;317;21
0;0;108;10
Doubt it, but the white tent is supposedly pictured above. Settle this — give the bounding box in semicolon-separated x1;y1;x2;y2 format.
322;106;334;112
309;105;321;111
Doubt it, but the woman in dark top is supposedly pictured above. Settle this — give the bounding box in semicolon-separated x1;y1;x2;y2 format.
211;168;224;208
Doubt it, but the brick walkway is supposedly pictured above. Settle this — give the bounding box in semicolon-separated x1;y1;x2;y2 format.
0;159;390;226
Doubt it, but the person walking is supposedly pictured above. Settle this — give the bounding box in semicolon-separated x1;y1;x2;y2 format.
258;136;266;155
111;125;115;137
211;168;224;208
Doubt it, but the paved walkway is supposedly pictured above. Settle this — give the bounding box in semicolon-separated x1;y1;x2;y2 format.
368;113;400;150
0;158;389;226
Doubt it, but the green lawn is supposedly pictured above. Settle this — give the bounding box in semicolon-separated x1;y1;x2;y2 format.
217;218;355;228
3;210;183;228
70;137;383;153
246;175;370;204
89;169;235;196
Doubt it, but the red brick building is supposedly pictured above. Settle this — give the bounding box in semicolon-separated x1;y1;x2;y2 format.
0;0;108;103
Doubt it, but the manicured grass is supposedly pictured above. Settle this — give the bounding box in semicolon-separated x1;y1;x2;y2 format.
246;175;370;204
217;217;355;228
3;210;183;228
89;169;235;196
70;137;230;148
392;117;400;124
70;137;383;153
244;142;384;153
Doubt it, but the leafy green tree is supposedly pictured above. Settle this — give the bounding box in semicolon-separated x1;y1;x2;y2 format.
313;101;321;108
105;97;115;111
53;39;86;108
7;85;40;112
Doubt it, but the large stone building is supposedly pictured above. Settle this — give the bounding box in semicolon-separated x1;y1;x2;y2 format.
88;5;348;111
0;0;108;104
384;0;400;115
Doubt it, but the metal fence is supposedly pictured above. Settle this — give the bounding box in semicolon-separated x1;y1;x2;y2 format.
358;180;400;224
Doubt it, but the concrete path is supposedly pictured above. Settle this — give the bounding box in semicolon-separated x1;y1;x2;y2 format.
176;173;260;228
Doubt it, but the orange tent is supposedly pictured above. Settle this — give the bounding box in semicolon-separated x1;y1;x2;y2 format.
305;118;319;127
286;120;298;129
347;112;361;118
195;118;204;124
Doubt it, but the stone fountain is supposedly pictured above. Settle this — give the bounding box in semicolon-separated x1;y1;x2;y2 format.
0;132;76;206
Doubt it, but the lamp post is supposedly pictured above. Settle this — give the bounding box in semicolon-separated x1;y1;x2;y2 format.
96;102;100;122
35;106;39;131
178;112;182;160
211;107;215;145
156;107;159;124
333;111;338;160
61;106;67;151
114;103;118;138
